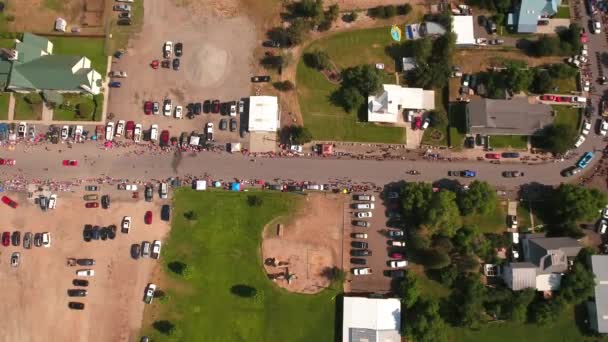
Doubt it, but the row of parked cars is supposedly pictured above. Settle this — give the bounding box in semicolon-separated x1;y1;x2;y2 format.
131;240;162;260
350;194;375;275
3;231;50;249
67;258;97;310
145;99;245;118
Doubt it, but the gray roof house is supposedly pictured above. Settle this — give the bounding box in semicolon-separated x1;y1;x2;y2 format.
587;255;608;333
512;0;561;33
466;97;554;136
502;234;581;291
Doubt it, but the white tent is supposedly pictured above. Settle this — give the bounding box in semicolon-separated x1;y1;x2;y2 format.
55;18;67;32
194;180;207;191
452;15;475;45
248;96;279;132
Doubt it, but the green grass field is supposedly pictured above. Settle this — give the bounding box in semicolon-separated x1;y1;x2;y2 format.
462;202;507;234
0;93;10;120
107;0;144;53
141;190;340;341
52;94;100;121
556;6;571;19
13;93;41;120
553;105;581;131
552;76;577;94
49;37;107;76
489;135;528;149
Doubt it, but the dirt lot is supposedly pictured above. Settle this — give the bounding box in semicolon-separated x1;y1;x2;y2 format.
0;187;170;342
261;193;346;294
107;0;257;144
7;0;105;34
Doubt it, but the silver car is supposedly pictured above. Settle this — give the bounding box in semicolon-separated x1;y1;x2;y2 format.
11;252;20;267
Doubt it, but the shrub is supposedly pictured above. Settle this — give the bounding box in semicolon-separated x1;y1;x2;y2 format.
77;102;94;118
273;80;295;92
397;4;413;15
5;14;14;22
153;320;176;335
349;11;358;22
304;50;331;70
247;195;264;207
184;210;198;220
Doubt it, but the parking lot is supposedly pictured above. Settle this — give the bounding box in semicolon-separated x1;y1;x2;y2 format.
0;186;170;342
345;192;404;294
106;0;257;145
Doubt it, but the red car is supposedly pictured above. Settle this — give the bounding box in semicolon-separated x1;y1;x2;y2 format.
389;252;404;259
581;31;588;43
540;95;555;101
85;202;99;208
485;153;501;159
2;232;9;246
212;100;220;113
413;116;422;130
557;96;570;103
160;130;170;146
151;60;159;69
0;158;15;165
1;196;17;208
145;211;153;224
144;101;153;115
62;160;78;166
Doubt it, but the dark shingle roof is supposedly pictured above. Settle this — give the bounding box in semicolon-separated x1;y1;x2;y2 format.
467;97;553;136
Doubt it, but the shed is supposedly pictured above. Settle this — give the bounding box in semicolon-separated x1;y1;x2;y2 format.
55;18;67;32
194;180;207;191
230;142;241;153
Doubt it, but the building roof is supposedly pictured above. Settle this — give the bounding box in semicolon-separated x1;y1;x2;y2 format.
517;0;561;33
247;96;279;132
452;15;476;45
342;297;401;342
466;97;553;135
503;262;537;290
527;236;581;273
368;84;435;123
590;255;608;333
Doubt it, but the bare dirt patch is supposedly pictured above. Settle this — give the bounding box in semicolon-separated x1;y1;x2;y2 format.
7;0;106;34
0;188;170;342
261;193;346;294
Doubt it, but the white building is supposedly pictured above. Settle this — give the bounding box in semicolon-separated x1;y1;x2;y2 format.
367;84;435;123
248;96;279;132
342;297;401;342
452;15;476;45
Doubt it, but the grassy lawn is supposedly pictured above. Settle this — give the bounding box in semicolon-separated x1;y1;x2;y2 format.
409;265;451;299
52;94;101;121
297;60;406;143
13;93;41;120
489;135;528;149
462;201;506;234
107;0;144;53
422;88;449;147
0;93;10;120
0;38;15;49
553;105;581;131
48;37;107;76
141;190;340;341
449;102;467;149
556;6;571;19
552;76;578;94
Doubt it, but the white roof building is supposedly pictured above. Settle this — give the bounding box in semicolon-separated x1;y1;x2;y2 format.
368;84;435;123
248;96;279;132
452;15;476;45
342;297;401;342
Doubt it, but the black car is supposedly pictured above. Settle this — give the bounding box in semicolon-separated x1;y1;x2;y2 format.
464;136;475;149
92;226;100;240
251;76;271;83
172;58;180;70
117;18;131;26
68;302;85;310
114;50;124;59
85;185;99;191
230;118;237;132
203;100;211;113
23;232;32;249
108;225;117;239
76;259;95;266
262;40;280;48
11;231;20;246
351;249;372;257
131;244;141;259
101;195;110;209
83;225;92;242
389;270;405;278
352;220;370;228
268;184;283;191
34;233;42;247
193;102;202;115
501;152;520;158
219;119;227;131
286;185;303;192
144;186;153;202
67;289;87;297
73;279;89;287
175;43;183;57
100;227;108;240
351;258;367;265
161;205;171;221
351;241;368;249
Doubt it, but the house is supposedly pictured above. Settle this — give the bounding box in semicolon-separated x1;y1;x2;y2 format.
502;234;581;291
587;255;607;333
3;33;102;95
511;0;561;33
367;84;435;123
342;296;401;342
466;97;553;136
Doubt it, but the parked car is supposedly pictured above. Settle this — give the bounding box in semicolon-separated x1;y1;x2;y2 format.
153;102;160;115
41;232;51;247
390;240;406;247
76;269;95;277
145;185;153;202
109;81;121;88
355;212;372;218
101;195;110;209
145;211;153;225
389;260;408;268
577;151;594;169
2;232;10;246
161;204;171;221
144;283;157;304
502;171;525;177
131;244;141;259
352;267;372;275
353;203;374;210
350;249;372;257
175;105;183;119
76;259;95;266
219;119;228;130
68;289;88;297
501;152;520;158
11;231;20;246
1;195;17;208
151;240;162;259
388;230;404;237
212;100;220;113
389;270;405;278
352;220;370;227
350;258;367;265
172;58;180;70
351;241;368;249
85;185;98;191
150;124;159;141
389;252;404;259
352;233;368;239
10;252;19;267
251;76;271;83
68;302;85;310
353;194;375;202
142;241;151;257
163;99;172;116
175;42;183;57
62;159;78;166
23;232;32;249
73;279;89;287
206;123;214;141
85;202;99;208
230;118;237;132
163;41;173;58
485;153;501;159
105;122;115;141
113;4;131;11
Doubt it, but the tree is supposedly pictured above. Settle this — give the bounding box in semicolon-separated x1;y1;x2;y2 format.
77;102;94;118
399;271;420;309
544;123;577;155
548;64;578;79
260;55;288;70
369;6;386;18
457;181;497;215
153;320;176;335
292;0;323;18
247;195;264;207
508;288;536;322
384;5;397;18
335;86;364;112
400;182;434;224
425;190;462;237
449;275;486;327
348;11;358;22
452;225;481;255
413;37;433;66
327;4;340;23
403;299;448;342
422;248;452;269
273;80;295;92
560;262;595;304
531;298;565;325
283;125;313;145
286;18;310;46
184;210;198;221
504;65;533;93
397;4;413;15
531;70;553;94
304;50;331;70
341;64;383;95
457;253;480;273
553;184;607;222
429;110;448;127
437;264;459;287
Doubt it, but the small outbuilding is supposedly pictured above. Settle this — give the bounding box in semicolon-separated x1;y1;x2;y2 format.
55;18;67;32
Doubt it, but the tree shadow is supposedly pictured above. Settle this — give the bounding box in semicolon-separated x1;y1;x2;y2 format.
167;261;187;275
230;284;257;298
600;52;608;68
153;320;175;335
573;302;596;336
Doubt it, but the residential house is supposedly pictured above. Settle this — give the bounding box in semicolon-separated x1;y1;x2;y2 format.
502;234;581;291
587;255;608;333
1;33;102;95
510;0;561;33
367;84;435;123
466;97;553;136
342;296;401;342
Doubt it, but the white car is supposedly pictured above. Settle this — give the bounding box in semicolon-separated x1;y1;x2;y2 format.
175;105;183;119
390;240;406;247
61;125;69;140
582;120;591;135
152;102;160;115
594;20;602;34
164;41;173;58
206;123;214;141
475;37;488;45
375;63;385;70
76;269;95;277
48;194;57;209
75;125;83;140
144;283;157;304
42;232;51;247
134;124;142;142
354;203;374;210
151;240;162;259
352;267;372;275
163;100;172;116
126;184;138;191
355;211;372;218
18;122;26;137
353;233;368;239
229;103;237;117
389;260;407;268
600;120;608;136
238;100;244;114
583;80;590;92
116;120;125;137
150;124;159;141
122;216;132;233
110;70;128;78
602;205;608;220
116;0;134;2
353;194;375;202
105;122;115;141
160;182;168;199
574;134;586;148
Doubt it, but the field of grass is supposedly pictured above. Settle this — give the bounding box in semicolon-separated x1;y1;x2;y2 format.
49;37;107;76
462;202;507;234
52;94;100;121
553;105;581;131
141;190;340;341
0;38;15;49
0;93;10;120
107;0;144;53
552;76;578;94
556;6;571;19
489;135;528;149
13;93;41;120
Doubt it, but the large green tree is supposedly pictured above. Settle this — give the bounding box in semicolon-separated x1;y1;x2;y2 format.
560;262;595;304
509;288;536;322
403;299;448;342
457;181;498;215
399;271;420;309
544;123;577;155
341;64;383;96
504;65;533;93
553;184;607;222
449;275;487;328
401;182;434;224
425;190;462;237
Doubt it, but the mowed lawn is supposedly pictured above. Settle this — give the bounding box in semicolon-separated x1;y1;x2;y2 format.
553;105;581;131
142;190;340;341
49;37;107;76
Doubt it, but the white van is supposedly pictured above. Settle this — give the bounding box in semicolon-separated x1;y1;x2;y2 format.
160;182;168;199
598;219;607;234
150;124;159;141
573;96;587;103
355;203;374;210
